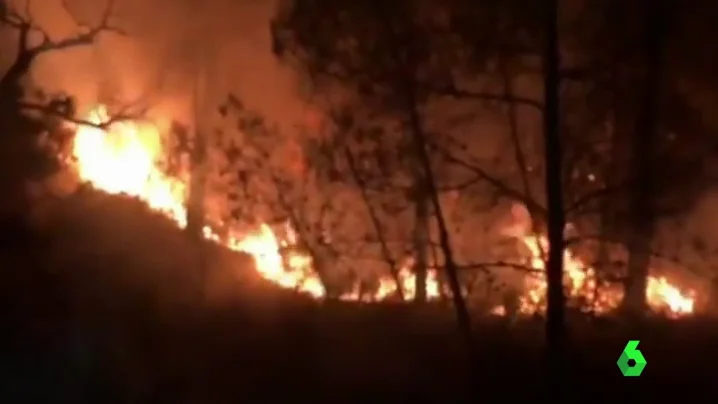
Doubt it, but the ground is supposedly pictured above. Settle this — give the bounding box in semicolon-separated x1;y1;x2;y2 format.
1;193;717;402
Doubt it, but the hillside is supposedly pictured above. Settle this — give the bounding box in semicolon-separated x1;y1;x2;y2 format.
1;191;716;402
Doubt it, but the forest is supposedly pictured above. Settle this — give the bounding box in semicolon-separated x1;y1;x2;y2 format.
1;0;718;401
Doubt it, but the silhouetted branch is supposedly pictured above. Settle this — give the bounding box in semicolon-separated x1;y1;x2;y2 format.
436;176;482;192
452;261;538;273
429;83;544;111
0;0;124;94
431;142;547;217
565;182;628;214
564;234;709;280
344;146;405;300
19;101;147;129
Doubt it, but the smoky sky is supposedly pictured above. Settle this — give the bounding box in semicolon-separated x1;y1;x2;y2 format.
6;0;308;131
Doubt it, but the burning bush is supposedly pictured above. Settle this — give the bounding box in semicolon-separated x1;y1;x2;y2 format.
48;104;697;318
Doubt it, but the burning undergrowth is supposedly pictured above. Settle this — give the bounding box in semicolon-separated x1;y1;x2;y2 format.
43;104;698;318
18;188;332;345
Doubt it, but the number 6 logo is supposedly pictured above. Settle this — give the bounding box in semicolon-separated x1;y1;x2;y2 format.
617;340;647;376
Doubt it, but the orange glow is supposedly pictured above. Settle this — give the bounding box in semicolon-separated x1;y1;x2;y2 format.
71;105;439;301
70;106;695;316
501;233;695;317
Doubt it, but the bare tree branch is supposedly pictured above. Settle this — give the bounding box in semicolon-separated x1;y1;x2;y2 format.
0;0;124;94
428;82;544;112
436;176;482;192
453;261;538;274
564;234;708;280
431;141;547;217
19;100;147;129
565;183;628;214
344;146;405;300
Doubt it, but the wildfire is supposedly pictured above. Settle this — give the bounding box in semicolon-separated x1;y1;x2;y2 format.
514;234;695;317
69;106;695;316
73;107;187;225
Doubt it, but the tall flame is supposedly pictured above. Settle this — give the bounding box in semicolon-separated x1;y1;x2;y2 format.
73;107;187;225
70;106;695;315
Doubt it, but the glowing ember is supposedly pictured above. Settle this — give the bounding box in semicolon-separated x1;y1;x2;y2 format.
70;105;695;316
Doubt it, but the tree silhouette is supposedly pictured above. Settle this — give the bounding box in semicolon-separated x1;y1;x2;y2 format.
560;0;718;315
268;1;718;395
272;0;477;346
541;0;565;384
0;0;130;237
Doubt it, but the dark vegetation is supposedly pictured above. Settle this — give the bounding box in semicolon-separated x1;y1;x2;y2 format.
2;0;718;402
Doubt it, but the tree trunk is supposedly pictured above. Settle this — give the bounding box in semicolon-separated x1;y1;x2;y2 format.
403;78;473;352
543;0;566;386
413;181;429;303
185;130;207;241
186;126;208;304
622;0;666;317
186;6;211;244
709;275;718;316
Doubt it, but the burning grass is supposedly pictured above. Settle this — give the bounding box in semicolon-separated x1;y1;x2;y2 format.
37;189;320;309
66;105;696;317
0;190;714;401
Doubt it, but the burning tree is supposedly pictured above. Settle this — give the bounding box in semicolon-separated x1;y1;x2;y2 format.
211;95;416;300
35;0;703;325
272;1;484;348
271;0;705;331
566;0;718;316
437;0;712;318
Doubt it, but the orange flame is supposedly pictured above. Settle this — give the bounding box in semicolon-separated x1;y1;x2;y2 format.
71;106;436;301
508;234;695;317
70;106;695;316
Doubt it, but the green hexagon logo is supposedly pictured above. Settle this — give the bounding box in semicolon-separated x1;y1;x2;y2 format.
617;340;647;376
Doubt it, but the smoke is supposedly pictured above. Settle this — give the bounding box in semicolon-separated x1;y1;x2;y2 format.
7;0;715;297
6;0;307;131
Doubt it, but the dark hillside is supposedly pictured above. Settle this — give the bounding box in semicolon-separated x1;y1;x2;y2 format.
0;191;716;403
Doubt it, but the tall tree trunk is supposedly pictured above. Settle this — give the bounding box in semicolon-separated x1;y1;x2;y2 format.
345;147;405;300
403;83;473;351
374;2;472;345
623;0;666;317
543;0;566;385
186;2;210;244
186;12;211;242
413;180;429;302
186;30;210;303
186;133;207;240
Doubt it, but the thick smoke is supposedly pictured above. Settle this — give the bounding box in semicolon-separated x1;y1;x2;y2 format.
8;0;308;132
